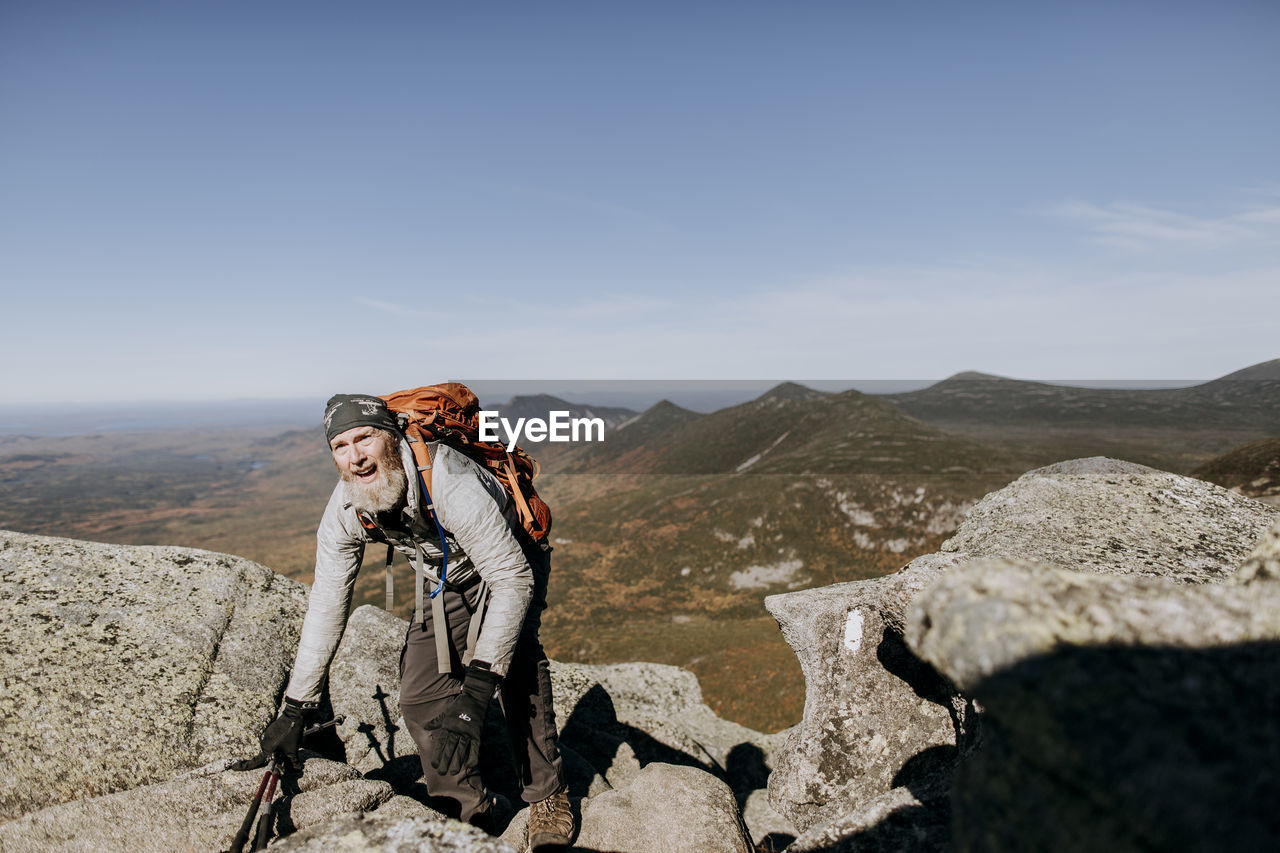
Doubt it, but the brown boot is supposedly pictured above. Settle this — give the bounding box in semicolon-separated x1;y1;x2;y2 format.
526;786;575;852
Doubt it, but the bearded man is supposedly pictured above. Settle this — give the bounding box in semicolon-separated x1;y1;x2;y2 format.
244;394;574;850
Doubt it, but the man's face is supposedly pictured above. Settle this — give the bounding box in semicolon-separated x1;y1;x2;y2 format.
330;426;407;513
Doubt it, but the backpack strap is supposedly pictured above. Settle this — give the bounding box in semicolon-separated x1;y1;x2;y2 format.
384;544;395;611
412;541;454;674
403;423;435;497
461;579;489;667
501;452;541;535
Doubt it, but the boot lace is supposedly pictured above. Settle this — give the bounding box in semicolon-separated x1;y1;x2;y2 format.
528;787;574;843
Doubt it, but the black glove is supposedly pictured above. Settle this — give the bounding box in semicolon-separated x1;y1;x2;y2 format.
233;697;313;771
425;662;502;776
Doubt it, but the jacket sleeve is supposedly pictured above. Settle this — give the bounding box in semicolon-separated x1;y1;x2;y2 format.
432;446;533;676
285;484;365;703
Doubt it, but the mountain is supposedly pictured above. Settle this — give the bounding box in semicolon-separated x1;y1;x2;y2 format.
885;359;1280;471
1215;357;1280;381
545;382;1023;479
1192;436;1280;506
535;384;1039;726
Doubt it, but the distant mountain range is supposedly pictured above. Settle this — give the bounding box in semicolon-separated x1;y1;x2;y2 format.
2;358;1277;730
887;358;1280;432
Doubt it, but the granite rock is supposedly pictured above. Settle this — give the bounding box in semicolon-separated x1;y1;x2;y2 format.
764;557;968;832
0;756;361;852
271;810;519;852
906;557;1280;852
1235;516;1280;584
765;458;1277;838
938;457;1275;583
0;530;307;820
501;762;753;853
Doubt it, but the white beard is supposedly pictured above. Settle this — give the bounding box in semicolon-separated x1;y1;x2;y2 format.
343;448;408;515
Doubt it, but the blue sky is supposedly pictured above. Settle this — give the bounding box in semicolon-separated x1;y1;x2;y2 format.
2;0;1278;403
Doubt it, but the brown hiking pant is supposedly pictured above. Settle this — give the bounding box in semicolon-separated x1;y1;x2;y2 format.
399;544;564;823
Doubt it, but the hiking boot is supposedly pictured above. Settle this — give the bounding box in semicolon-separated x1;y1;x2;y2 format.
527;786;575;852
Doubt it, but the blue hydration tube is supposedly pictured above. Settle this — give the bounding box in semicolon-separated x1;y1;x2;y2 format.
418;470;449;598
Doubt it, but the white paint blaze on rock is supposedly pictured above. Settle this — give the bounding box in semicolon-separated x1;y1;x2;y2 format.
843;609;864;655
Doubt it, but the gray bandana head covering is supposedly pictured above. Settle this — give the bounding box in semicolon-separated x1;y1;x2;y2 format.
323;394;400;443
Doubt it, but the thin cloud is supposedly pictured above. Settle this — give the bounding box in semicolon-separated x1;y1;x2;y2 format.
355;298;470;322
1236;207;1280;224
476;182;674;232
1047;200;1269;250
372;261;1280;382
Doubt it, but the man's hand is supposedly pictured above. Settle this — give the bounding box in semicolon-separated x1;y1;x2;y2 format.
233;697;313;771
425;662;502;776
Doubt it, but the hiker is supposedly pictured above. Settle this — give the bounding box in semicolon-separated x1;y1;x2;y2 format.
245;393;574;849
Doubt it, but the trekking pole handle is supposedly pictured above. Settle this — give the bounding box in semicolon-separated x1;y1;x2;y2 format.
303;715;344;737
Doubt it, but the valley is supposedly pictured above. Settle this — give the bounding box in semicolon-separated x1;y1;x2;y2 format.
2;360;1277;731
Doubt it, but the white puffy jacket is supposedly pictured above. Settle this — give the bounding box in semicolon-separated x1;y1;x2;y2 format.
285;439;534;703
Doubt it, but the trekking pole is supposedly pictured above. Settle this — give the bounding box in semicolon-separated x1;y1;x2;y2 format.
251;767;282;851
227;715;345;853
228;760;276;853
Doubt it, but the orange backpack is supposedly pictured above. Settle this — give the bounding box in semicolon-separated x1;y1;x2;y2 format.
380;382;552;543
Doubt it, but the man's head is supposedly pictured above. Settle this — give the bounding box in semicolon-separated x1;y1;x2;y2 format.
324;394;407;514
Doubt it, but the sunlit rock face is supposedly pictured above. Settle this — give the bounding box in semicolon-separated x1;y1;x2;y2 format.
766;458;1277;848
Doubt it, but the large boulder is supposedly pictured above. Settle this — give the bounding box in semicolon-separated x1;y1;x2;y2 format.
0;530;307;821
327;606;422;780
550;660;787;785
937;457;1274;582
500;763;753;853
271;810;518;852
905;555;1280;851
0;756;385;852
764;554;969;832
765;459;1277;836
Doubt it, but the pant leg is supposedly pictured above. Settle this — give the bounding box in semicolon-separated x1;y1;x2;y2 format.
500;543;566;803
399;587;492;823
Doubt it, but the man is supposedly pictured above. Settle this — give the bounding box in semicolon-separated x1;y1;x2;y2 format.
246;394;574;850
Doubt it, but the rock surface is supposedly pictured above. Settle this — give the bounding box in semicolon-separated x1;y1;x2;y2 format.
0;530;307;821
328;605;421;778
500;762;753;853
1236;516;1280;584
764;557;968;832
766;458;1278;842
785;774;951;853
906;557;1280;691
907;556;1280;852
551;660;786;784
938;457;1275;582
0;756;370;852
271;810;519;852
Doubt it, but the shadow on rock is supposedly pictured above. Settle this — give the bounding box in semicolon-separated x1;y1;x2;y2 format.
725;743;771;811
953;640;1280;852
875;626;954;707
560;683;732;788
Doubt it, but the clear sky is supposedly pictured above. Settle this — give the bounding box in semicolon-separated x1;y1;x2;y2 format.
3;0;1278;403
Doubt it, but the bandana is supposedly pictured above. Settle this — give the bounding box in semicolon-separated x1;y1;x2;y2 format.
323;394;400;444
